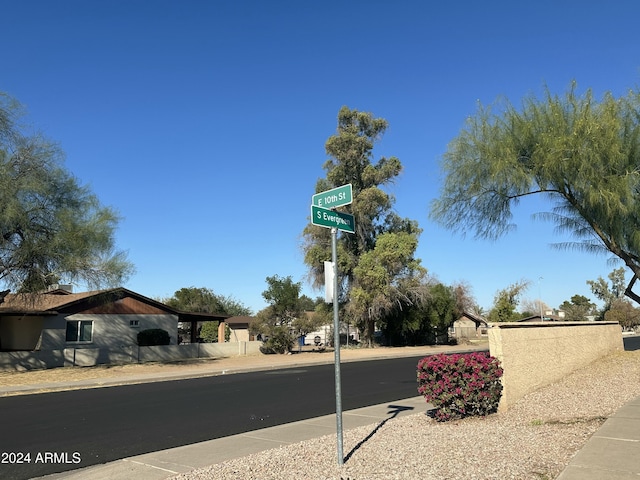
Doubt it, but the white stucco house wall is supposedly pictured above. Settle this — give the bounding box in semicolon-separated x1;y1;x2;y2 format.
0;287;180;352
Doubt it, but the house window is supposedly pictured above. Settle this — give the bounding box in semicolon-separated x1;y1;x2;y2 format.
129;320;140;328
66;320;93;342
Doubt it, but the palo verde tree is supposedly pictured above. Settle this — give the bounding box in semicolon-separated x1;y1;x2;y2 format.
0;92;133;292
302;106;426;347
430;82;640;306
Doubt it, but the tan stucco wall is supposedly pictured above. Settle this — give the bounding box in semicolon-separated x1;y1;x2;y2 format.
0;316;45;350
489;321;623;411
228;327;250;343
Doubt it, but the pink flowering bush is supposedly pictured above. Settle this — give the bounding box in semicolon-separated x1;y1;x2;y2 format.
416;352;503;422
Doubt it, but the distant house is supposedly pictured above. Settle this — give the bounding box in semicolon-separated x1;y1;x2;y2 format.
518;310;567;322
0;287;184;352
305;311;359;346
224;316;257;342
451;312;488;340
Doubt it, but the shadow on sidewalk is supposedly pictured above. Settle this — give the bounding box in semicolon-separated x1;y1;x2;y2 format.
344;404;415;463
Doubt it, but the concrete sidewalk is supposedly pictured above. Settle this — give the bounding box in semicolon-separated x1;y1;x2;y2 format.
38;396;427;479
557;395;640;480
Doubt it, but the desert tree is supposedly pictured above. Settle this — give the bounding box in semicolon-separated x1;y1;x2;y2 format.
424;283;458;343
302;106;426;346
558;294;597;321
252;275;324;353
0;92;133;293
587;267;628;319
519;298;551;318
164;286;252;316
430;82;640;305
487;280;530;322
605;299;640;331
165;286;226;314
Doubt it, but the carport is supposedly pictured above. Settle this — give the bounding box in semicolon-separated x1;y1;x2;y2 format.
177;311;229;344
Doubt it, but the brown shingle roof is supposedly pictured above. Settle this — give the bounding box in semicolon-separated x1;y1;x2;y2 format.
0;288;180;315
225;316;254;325
0;290;105;313
0;288;243;320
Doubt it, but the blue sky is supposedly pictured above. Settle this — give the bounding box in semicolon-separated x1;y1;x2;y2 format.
2;1;639;314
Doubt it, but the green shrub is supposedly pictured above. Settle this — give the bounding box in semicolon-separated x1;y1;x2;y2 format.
137;328;171;346
200;321;219;343
417;352;503;422
259;327;294;354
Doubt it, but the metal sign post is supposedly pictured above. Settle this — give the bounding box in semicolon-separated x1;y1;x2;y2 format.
331;226;344;465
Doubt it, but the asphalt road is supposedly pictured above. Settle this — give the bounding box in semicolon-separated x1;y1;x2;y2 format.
0;355;425;480
624;334;640;350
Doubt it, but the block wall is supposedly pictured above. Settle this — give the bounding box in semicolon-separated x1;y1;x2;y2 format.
489;322;623;410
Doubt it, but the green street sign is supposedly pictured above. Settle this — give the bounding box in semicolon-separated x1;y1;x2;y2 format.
312;184;352;209
311;205;355;233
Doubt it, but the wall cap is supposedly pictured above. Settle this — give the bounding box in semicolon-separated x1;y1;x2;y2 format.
488;321;620;329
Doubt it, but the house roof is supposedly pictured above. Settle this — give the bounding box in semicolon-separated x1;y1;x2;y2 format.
0;290;97;314
0;288;257;326
225;316;254;326
517;314;564;322
460;311;488;326
0;288;179;316
179;311;230;323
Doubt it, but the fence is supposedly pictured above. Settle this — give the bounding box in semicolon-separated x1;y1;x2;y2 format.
0;341;263;371
488;321;623;411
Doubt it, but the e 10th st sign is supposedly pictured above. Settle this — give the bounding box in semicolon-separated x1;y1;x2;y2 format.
312;183;352;209
311;205;355;233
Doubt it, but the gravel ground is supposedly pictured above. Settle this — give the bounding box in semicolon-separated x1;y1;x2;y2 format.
171;349;640;480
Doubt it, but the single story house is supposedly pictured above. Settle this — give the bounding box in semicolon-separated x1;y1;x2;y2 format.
0;287;223;352
450;311;489;340
224;316;257;343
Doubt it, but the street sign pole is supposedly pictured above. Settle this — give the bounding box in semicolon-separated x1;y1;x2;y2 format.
310;184;354;466
331;227;344;465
